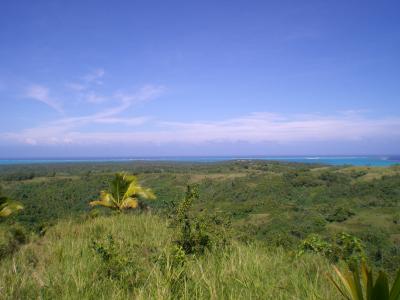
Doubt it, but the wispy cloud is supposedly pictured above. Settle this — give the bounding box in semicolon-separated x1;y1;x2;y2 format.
66;68;106;103
25;85;63;113
3;111;400;146
65;70;166;107
115;84;166;106
157;112;400;143
12;71;399;149
5;84;164;145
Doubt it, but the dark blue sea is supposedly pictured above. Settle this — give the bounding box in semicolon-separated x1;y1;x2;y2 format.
0;156;399;166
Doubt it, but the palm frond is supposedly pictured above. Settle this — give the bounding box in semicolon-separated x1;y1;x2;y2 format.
126;184;156;200
90;191;116;208
120;197;139;209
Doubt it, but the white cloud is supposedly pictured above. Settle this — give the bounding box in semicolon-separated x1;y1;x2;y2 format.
25;85;63;112
3;111;400;146
115;84;166;105
65;69;106;101
3;84;165;145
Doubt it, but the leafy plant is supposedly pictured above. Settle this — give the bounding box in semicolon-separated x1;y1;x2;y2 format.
334;233;366;267
173;185;212;254
89;173;155;212
329;262;400;300
91;234;142;286
298;233;366;265
326;207;355;223
298;234;334;258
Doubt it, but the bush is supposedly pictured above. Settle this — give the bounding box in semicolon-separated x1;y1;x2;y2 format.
172;185;231;255
173;185;213;254
298;234;334;260
91;233;143;287
325;207;355;222
298;232;366;266
349;170;367;178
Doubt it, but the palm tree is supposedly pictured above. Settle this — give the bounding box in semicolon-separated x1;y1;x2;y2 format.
89;173;156;211
0;186;24;218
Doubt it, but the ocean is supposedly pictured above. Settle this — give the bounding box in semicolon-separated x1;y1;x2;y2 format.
0;156;399;166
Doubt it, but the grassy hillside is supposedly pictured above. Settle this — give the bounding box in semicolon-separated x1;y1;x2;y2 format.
0;160;400;298
0;214;339;299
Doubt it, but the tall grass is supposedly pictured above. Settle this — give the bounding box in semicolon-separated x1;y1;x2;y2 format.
0;214;339;299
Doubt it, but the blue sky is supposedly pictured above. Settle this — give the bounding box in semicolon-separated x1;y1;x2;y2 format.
1;0;399;157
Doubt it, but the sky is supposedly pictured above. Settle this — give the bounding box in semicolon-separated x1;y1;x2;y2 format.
0;0;399;157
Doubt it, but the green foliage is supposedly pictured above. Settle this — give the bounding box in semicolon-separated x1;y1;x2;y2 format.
298;234;335;259
1;172;35;181
326;207;355;222
329;262;400;300
334;233;367;267
319;171;348;185
298;233;366;265
173;185;213;255
350;170;368;179
284;170;323;187
91;233;142;286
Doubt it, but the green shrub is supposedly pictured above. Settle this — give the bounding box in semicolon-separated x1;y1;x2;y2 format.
334;232;366;267
173;185;213;255
326;207;355;222
350;170;368;178
298;232;366;266
91;233;143;287
298;234;335;259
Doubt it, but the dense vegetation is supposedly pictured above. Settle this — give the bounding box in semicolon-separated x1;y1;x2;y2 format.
0;160;399;298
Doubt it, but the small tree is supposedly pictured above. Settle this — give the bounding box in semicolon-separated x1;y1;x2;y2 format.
89;173;156;212
173;185;212;254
